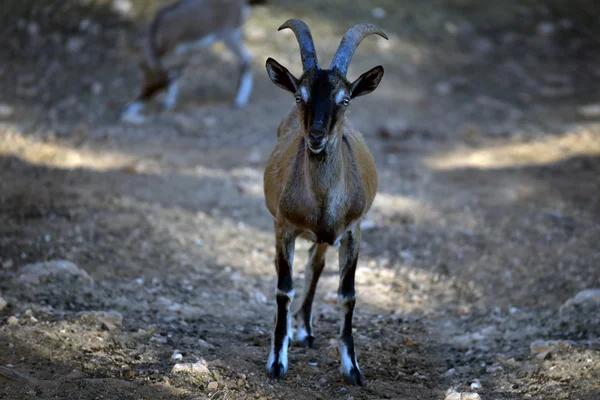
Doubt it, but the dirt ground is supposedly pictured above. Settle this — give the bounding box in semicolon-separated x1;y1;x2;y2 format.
1;0;600;399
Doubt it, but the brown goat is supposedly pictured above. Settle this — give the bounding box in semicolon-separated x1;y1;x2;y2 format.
263;19;387;385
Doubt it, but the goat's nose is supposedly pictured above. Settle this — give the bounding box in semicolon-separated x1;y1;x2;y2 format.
308;129;326;142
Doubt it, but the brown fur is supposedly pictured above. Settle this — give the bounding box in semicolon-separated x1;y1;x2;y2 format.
264;106;377;244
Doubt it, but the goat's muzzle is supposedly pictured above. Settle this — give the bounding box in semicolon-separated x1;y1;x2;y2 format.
307;129;327;154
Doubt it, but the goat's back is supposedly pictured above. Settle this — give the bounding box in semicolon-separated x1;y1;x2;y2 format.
154;0;248;57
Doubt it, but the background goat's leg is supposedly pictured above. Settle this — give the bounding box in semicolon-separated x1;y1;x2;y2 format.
267;225;296;380
223;29;253;108
338;227;364;386
294;242;328;348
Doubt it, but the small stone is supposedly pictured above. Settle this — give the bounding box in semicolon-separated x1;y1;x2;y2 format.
0;297;7;311
81;310;123;331
122;369;137;378
371;7;386;19
529;340;572;359
307;361;318;366
150;335;168;344
0;104;14;119
559;288;600;313
171;351;183;361
207;381;218;390
435;81;453;96
198;338;214;348
1;259;14;269
470;380;482;389
171;361;211;378
442;368;455;377
27;22;40;36
91;82;103;96
66;37;85;53
486;364;503;373
537;21;556;37
19;260;92;285
66;369;86;380
444;390;481;400
7;316;19;325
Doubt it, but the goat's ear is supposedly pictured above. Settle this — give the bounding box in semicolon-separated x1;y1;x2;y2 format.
266;57;299;93
350;66;384;99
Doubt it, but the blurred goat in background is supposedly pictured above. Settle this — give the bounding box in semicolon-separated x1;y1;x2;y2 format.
121;0;265;123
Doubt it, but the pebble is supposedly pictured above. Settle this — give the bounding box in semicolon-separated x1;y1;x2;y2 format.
19;260;92;285
198;338;214;348
171;351;183;361
7;316;19;325
66;37;85;53
435;81;453;96
207;381;219;390
1;259;14;269
444;390;481;400
0;104;14;119
559;288;600;314
81;310;123;331
537;21;556;37
171;361;211;378
0;297;7;311
529;339;572;359
470;380;482;389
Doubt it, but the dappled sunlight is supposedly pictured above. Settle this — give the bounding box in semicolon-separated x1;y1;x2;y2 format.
0;124;135;171
370;193;441;225
426;127;600;170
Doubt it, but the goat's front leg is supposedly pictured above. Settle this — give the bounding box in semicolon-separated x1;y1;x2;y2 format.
294;242;328;348
338;226;364;386
267;224;296;380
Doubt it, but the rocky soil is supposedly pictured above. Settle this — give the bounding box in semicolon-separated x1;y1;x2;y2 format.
1;1;599;399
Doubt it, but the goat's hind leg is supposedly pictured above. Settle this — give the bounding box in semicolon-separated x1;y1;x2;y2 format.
223;29;253;108
294;242;328;348
337;227;364;386
267;226;296;380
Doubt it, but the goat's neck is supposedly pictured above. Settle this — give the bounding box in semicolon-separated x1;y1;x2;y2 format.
302;132;345;197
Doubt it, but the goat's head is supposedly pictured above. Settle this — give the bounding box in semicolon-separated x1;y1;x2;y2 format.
266;19;387;154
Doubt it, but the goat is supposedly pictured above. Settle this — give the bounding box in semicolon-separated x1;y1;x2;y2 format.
121;0;265;123
263;19;387;385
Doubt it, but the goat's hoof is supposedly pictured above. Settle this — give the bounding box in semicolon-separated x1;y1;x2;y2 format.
343;367;364;386
267;362;286;380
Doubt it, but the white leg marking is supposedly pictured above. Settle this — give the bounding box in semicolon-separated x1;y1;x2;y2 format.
296;323;308;342
339;341;360;377
267;335;289;372
234;70;253;108
120;100;146;125
163;80;179;109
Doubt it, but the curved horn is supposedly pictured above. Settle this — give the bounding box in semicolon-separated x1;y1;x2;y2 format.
329;24;388;75
278;19;319;71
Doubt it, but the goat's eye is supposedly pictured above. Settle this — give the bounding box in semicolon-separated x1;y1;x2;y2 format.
295;95;302;103
342;98;351;106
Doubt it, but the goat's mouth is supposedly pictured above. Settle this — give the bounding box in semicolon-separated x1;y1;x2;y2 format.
307;138;328;154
